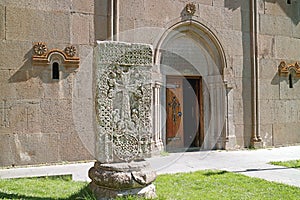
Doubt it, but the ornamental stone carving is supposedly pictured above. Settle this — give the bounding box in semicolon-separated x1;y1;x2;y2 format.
64;45;77;57
32;42;79;67
278;61;300;77
185;3;196;15
94;41;153;163
33;42;47;56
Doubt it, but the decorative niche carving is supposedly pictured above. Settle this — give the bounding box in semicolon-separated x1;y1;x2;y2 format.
32;42;80;67
278;61;300;77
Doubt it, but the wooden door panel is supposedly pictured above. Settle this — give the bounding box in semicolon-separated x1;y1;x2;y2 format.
166;77;184;149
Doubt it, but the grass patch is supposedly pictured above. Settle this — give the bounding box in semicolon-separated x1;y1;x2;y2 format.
0;175;96;200
1;170;300;200
269;160;300;169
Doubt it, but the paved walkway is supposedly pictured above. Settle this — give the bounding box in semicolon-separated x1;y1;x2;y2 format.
147;146;300;187
0;146;299;187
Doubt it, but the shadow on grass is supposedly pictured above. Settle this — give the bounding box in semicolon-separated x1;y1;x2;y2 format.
0;186;96;200
202;170;228;176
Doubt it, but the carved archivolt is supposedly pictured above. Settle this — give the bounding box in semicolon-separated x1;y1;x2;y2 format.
278;61;300;77
32;42;80;67
95;42;153;163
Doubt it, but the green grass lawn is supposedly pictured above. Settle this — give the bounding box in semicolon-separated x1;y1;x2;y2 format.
269;159;300;169
1;170;300;200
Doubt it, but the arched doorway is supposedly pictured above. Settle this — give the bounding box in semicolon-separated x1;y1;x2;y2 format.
156;20;227;151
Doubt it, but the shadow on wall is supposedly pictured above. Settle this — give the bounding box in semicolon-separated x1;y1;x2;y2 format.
265;0;300;25
8;49;77;84
225;0;300;25
225;0;253;147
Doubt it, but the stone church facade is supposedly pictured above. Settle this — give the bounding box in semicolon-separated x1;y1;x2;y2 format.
0;0;299;167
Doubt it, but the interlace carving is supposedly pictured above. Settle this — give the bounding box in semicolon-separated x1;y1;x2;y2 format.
95;42;153;163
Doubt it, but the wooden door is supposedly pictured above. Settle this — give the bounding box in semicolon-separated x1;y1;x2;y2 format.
166;77;184;149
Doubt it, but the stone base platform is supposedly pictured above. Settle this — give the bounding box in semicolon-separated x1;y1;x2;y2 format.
88;160;157;200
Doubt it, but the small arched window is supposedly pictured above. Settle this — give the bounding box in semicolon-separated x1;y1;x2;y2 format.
289;74;293;88
52;62;59;80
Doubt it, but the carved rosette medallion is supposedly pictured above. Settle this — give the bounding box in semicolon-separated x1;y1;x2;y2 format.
33;42;47;56
95;41;153;163
64;45;77;57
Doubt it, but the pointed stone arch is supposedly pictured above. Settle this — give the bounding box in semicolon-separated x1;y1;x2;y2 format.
154;20;230;150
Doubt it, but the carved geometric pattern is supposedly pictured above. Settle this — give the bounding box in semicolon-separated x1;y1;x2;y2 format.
95;42;153;163
278;61;300;77
97;42;152;66
32;42;80;67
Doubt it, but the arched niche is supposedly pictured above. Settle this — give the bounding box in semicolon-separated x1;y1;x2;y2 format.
155;20;228;150
155;20;227;77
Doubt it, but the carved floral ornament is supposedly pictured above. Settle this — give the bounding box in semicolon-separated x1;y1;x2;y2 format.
278;61;300;77
185;3;196;15
32;42;80;67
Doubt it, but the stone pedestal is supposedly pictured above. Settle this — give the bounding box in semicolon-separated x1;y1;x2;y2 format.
89;161;157;199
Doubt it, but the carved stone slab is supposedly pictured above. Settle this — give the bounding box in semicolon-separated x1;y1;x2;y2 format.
94;41;153;163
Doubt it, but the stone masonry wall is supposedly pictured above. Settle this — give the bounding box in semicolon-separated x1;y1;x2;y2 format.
0;0;95;167
116;0;253;148
258;0;300;147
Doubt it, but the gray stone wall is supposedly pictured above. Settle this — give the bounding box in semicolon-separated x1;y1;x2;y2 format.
0;0;95;167
115;0;252;148
258;0;300;147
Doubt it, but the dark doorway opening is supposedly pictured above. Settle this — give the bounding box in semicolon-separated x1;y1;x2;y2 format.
183;77;202;149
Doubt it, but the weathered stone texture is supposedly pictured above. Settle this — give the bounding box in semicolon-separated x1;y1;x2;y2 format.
6;7;71;43
89;161;157;199
259;15;292;37
0;5;4;40
0;0;72;12
71;0;94;13
274;36;300;60
0;133;60;166
71;13;94;45
273;123;300;146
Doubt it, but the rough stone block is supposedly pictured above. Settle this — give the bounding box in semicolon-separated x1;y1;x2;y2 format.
6;7;71;43
71;0;94;13
259;58;278;80
259;79;279;100
259;100;275;124
273;100;299;124
273;123;300;146
275;36;300;60
0;134;17;166
279;76;300;100
0;0;72;12
259;124;273;147
10;101;42;134
59;133;93;161
233;78;252;100
233;99;252;125
218;30;243;57
0;133;60;166
40;99;74;134
71;13;93;45
258;35;275;59
292;23;300;38
259;14;292;37
0;5;4;40
0;41;32;70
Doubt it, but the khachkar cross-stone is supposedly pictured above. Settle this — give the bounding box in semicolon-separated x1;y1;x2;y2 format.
89;41;157;199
